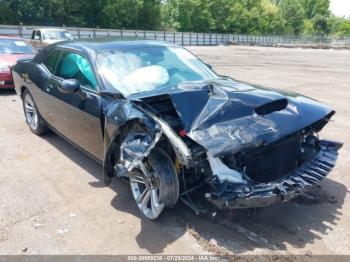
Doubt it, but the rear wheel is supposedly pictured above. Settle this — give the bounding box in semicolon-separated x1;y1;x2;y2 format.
129;148;179;220
22;89;48;135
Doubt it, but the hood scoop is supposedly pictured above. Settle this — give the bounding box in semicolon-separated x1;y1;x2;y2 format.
255;99;288;116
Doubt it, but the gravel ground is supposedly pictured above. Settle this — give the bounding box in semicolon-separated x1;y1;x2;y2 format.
0;46;349;256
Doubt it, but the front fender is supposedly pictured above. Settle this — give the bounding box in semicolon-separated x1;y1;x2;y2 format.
102;99;192;185
102;100;160;185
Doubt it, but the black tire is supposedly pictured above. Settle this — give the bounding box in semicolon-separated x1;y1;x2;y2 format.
22;89;49;135
148;148;180;208
129;148;180;220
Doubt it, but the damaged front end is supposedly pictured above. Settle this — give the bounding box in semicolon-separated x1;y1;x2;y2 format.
104;100;191;180
206;138;342;209
104;78;342;216
128;79;342;212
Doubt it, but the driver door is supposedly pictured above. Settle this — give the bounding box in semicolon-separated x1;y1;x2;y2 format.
44;50;104;161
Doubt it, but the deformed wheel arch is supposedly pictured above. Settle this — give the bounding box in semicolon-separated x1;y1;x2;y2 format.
103;119;164;185
103;111;192;187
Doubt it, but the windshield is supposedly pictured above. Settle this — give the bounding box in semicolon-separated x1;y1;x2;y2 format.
97;46;218;96
0;39;35;54
43;31;74;40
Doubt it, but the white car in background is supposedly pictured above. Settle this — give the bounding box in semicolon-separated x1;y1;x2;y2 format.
29;28;74;49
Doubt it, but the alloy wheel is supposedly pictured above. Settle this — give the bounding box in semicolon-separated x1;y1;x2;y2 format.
129;161;164;220
24;94;38;130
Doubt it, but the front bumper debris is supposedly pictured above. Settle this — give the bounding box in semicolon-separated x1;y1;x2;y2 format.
207;140;342;209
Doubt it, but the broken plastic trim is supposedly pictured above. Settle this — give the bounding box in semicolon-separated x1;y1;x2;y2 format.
117;128;163;174
207;152;244;184
145;111;192;166
102;99;163;180
206;140;342;209
113;109;192;180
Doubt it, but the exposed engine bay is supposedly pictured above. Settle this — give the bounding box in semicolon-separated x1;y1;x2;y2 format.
107;80;342;215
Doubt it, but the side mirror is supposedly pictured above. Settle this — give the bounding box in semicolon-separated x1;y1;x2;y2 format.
34;35;40;40
59;79;80;94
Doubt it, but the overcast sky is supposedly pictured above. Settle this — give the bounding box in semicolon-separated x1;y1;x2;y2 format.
331;0;350;17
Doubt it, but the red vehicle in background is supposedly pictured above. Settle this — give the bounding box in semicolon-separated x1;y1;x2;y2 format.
0;36;36;89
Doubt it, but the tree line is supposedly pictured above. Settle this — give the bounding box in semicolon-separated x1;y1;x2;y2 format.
0;0;349;37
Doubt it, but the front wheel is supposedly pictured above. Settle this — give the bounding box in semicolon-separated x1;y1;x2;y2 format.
129;148;179;220
22;89;49;135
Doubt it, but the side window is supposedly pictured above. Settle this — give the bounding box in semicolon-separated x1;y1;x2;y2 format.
31;30;36;39
36;30;42;40
56;52;97;90
43;50;61;74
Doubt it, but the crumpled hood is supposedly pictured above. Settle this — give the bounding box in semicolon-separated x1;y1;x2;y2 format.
135;79;334;156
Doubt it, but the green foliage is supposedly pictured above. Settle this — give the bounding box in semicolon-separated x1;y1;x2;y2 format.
279;0;305;35
0;0;349;37
337;20;350;37
299;0;331;35
84;0;108;28
301;0;330;18
102;0;140;29
0;0;162;30
163;0;287;34
256;0;286;35
102;0;162;30
138;0;162;30
302;19;315;35
329;16;350;37
162;0;213;32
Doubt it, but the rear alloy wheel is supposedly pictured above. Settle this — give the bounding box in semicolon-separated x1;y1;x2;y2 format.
129;148;179;220
22;90;48;135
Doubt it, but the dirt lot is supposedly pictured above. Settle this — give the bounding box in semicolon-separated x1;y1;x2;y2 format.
0;46;349;256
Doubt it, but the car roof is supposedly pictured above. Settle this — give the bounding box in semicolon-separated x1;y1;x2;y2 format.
53;38;179;54
34;38;180;65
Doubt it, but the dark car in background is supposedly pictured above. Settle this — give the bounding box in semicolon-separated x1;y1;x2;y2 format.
0;36;36;89
12;39;342;219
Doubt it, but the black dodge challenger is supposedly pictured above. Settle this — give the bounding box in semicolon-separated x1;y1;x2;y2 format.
12;39;342;219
